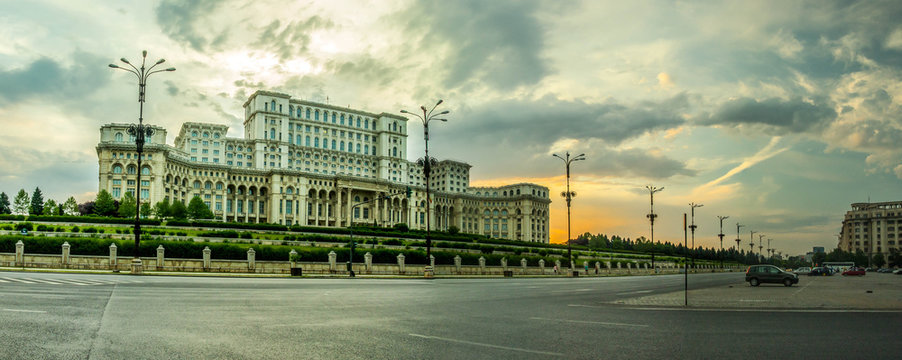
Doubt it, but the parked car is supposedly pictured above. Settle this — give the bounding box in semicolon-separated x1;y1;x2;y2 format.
842;267;866;276
894;269;902;275
809;267;833;276
746;265;799;287
794;267;811;274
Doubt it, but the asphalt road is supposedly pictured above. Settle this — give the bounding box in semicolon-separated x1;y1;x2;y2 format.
0;271;899;359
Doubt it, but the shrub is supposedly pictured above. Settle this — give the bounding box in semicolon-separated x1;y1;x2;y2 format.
15;222;34;231
35;225;51;232
83;227;98;234
70;226;80;233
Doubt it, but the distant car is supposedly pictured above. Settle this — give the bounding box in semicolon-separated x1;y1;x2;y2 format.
794;267;811;274
746;265;799;287
894;269;902;275
809;267;833;276
842;268;866;276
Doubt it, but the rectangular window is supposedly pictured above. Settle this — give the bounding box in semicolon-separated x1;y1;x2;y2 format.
140;189;149;199
112;187;121;198
141;180;150;187
112;179;122;185
215;202;222;211
286;200;292;214
248;200;254;214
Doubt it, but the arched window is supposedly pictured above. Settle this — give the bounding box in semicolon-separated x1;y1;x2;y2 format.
393;147;397;157
270;128;276;139
354;196;360;202
203;132;209;138
296;135;301;144
205;182;212;190
331;140;336;149
340;114;345;125
315;110;320;121
271;100;276;111
314;137;319;147
393;122;397;132
289;106;294;116
347;142;353;152
114;132;123;142
372;147;376;155
216;183;223;190
297;108;302;117
141;166;150;175
112;165;123;174
356;117;361;127
340;141;345;151
356;143;361;153
332;113;336;123
192;131;198;137
127;165;137;175
214;133;220;139
194;181;201;189
365;119;369;129
305;136;310;146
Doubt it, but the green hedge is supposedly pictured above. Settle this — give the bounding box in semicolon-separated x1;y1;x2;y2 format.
166;220;288;231
0;214;26;221
26;215;161;225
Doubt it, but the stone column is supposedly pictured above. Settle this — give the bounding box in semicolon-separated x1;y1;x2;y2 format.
109;243;118;268
61;242;70;267
364;252;373;273
479;256;486;274
454;255;462;273
15;240;24;265
247;248;256;272
539;259;545;274
156;245;165;270
289;249;298;268
430;255;435;268
397;254;405;274
328;251;337;272
203;246;211;270
520;258;527;274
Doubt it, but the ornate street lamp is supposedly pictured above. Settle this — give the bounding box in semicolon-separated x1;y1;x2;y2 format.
109;51;175;274
553;152;586;274
646;186;664;245
689;202;703;267
717;215;729;268
401;100;448;277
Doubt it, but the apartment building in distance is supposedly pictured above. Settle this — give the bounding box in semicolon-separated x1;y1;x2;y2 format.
838;201;902;262
96;90;551;242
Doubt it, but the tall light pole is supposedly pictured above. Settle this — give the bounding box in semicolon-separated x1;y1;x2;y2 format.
717;216;729;269
767;238;773;262
646;186;664;246
689;203;703;267
749;230;757;261
401;100;449;278
553;152;586;273
735;223;744;251
109;51;175;274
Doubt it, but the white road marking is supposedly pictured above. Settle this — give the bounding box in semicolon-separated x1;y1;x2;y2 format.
2;309;47;313
616;290;653;296
409;334;563;356
22;278;66;285
551;288;594;293
2;277;36;284
792;282;810;296
530;316;648;328
0;278;8;283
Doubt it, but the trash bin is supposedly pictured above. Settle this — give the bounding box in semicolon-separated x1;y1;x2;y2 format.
571;271;579;277
290;267;302;276
503;270;513;277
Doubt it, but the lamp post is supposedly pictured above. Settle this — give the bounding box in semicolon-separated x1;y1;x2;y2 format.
401;101;448;278
688;203;703;267
645;185;664;245
748;230;757;262
109;51;175;274
553;152;586;274
735;223;744;251
758;234;765;263
717;216;729;269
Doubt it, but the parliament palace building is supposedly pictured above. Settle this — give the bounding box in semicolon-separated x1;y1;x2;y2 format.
97;90;551;243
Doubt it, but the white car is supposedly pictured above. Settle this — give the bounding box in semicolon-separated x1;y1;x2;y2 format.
794;267;811;274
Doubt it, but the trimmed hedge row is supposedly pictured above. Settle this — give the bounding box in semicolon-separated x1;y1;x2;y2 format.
26;215;161;225
0;235;573;267
0;215;26;221
166;220;287;231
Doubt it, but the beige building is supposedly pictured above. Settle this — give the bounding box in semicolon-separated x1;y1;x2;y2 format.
838;201;902;261
96;90;551;242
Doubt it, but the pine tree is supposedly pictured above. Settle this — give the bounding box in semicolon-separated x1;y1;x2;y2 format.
30;187;44;215
0;192;10;214
43;199;58;215
62;196;79;216
13;189;30;215
169;200;188;220
118;192;137;218
140;202;152;219
93;189;116;216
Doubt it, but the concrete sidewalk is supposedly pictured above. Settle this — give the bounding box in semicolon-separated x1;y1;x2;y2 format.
613;273;902;310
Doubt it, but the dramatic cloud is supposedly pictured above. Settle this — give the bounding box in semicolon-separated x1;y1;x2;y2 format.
403;0;550;91
155;0;224;52
0;52;111;104
701;97;837;134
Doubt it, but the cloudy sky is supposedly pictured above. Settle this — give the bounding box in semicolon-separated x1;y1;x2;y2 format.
2;0;902;255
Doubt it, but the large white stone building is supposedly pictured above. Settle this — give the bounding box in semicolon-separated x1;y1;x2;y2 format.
96;90;551;242
838;201;902;261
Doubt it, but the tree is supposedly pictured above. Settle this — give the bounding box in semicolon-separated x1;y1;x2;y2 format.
871;253;886;268
43;199;58;215
117;192;137;218
812;251;827;267
78;201;95;216
889;248;902;268
0;192;10;214
61;197;78;215
93;190;116;216
447;225;460;235
30;187;44;215
186;196;214;220
153;198;171;219
140;202;152;219
169;200;188;220
12;189;30;215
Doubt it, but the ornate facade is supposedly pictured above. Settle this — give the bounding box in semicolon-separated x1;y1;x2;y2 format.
96;90;551;242
838;201;902;261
